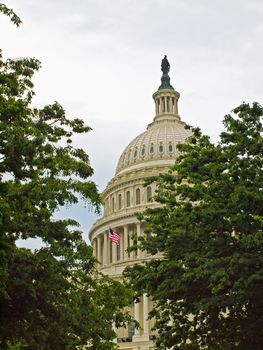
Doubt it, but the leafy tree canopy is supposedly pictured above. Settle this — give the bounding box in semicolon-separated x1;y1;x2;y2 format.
0;5;133;350
125;102;263;350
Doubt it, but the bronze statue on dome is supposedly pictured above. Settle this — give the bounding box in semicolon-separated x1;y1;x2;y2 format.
161;55;170;74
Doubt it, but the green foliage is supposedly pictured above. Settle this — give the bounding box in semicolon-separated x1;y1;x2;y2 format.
0;3;22;26
0;6;133;349
1;244;133;350
125;103;263;349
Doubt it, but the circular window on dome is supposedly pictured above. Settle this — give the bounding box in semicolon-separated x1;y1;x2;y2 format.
168;142;173;153
159;143;164;153
149;143;154;154
141;146;146;157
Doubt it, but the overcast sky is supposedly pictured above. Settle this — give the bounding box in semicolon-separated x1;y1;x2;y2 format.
1;0;263;247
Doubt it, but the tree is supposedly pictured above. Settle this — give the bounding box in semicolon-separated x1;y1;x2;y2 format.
0;5;132;349
124;103;263;350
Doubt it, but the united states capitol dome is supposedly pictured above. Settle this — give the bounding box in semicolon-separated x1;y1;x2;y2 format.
89;57;192;347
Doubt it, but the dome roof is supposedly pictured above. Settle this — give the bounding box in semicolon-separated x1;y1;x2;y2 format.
115;118;191;175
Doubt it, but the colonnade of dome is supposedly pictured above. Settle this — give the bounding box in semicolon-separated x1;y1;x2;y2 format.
89;59;191;349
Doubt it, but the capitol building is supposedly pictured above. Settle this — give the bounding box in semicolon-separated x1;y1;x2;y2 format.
89;57;191;350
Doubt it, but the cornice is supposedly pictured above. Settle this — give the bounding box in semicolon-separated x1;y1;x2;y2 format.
102;162;172;198
98;255;155;276
88;202;160;240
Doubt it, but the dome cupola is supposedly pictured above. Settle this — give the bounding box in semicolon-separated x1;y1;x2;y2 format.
152;55;180;123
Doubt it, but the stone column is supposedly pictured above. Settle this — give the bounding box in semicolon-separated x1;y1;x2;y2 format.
108;235;112;263
133;300;140;337
155;100;158;115
93;238;96;257
103;232;108;265
112;241;117;263
124;225;128;260
112;323;117;343
97;235;101;263
165;96;168;113
119;230;122;261
169;95;172;113
175;96;178;114
143;294;149;335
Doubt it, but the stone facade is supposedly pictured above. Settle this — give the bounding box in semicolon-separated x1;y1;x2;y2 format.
89;68;191;350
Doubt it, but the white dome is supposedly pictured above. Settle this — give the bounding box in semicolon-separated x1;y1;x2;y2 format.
115;118;191;175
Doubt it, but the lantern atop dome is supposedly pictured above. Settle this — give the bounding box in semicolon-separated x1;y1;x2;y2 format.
152;55;180;122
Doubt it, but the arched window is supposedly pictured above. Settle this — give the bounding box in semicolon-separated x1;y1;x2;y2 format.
118;194;122;210
147;186;152;202
134;149;137;158
159;143;164;153
126;191;131;207
149;143;154;154
168;142;173;153
112;197;115;212
141;146;145;156
136;188;141;205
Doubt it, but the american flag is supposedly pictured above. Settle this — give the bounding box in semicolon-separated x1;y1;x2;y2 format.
108;227;120;245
